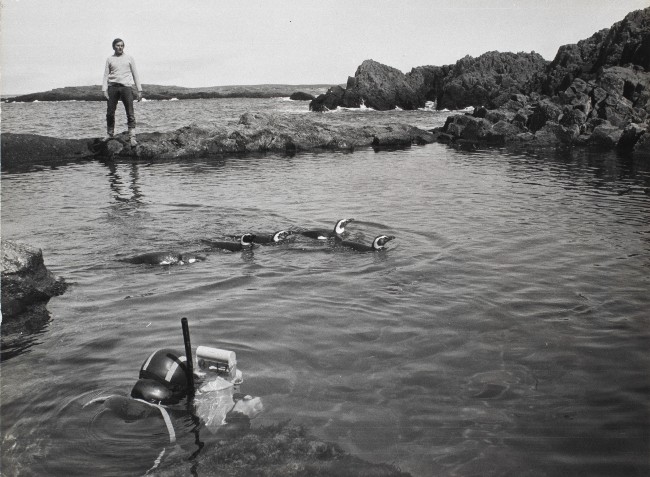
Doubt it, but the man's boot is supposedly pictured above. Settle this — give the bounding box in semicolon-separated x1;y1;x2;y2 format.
104;127;114;141
128;128;137;146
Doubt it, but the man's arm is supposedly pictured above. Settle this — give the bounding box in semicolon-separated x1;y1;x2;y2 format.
130;56;142;101
102;58;110;99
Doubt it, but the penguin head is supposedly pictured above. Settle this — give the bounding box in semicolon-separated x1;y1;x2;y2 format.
240;233;256;246
272;230;293;242
372;235;395;250
334;218;354;234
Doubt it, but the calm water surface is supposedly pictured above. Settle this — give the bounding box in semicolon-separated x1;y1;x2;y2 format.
1;99;650;476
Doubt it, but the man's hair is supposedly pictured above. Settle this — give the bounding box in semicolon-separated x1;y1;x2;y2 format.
112;38;124;48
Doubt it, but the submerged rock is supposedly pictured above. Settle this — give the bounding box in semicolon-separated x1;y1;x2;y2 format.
153;421;411;477
0;134;93;169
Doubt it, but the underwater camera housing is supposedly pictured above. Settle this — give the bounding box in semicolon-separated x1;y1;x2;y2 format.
196;346;242;384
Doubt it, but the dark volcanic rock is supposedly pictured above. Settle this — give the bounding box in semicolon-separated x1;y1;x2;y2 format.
309;7;649;118
436;51;548;110
289;91;315;101
544;7;650;95
311;60;428;111
434;71;650;153
432;7;650;155
1;134;93;169
543;29;610;95
1;240;67;319
347;60;427;110
311;52;548;112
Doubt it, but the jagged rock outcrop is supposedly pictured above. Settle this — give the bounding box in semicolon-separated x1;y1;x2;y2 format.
311;60;435;111
310;6;650;121
544;7;650;94
310;53;548;112
543;29;611;95
1;240;67;319
433;71;650;154
432;7;650;154
436;51;548;110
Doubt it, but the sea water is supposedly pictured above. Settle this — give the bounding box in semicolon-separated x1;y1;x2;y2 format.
1;98;649;476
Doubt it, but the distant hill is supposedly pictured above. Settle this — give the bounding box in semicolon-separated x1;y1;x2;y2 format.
5;84;336;102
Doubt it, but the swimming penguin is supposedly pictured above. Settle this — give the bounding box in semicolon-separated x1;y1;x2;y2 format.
339;235;395;252
253;230;294;244
202;233;256;252
124;252;205;266
300;218;354;240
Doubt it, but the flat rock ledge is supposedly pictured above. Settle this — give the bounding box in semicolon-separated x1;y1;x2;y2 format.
0;112;436;169
1;240;67;320
88;111;435;160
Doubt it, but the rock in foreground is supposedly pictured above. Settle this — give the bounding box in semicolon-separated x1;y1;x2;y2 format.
1;240;67;319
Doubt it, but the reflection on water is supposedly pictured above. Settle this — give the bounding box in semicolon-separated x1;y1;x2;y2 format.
104;160;144;205
0;307;52;361
1;142;649;476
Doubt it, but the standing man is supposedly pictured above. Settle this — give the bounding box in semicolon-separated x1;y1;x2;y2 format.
102;38;142;146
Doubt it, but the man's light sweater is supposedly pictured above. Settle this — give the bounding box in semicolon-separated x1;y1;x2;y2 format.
102;54;142;92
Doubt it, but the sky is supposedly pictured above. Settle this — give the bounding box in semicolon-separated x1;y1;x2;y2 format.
1;0;648;95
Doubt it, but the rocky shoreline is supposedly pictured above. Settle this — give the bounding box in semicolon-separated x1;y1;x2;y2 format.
310;7;650;155
3;7;649;166
433;71;650;155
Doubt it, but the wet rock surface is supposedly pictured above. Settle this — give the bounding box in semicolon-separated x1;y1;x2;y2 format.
1;240;67;319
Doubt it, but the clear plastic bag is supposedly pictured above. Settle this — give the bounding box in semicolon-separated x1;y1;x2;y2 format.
194;377;235;429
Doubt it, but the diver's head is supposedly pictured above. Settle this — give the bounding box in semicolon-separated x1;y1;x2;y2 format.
131;348;190;405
